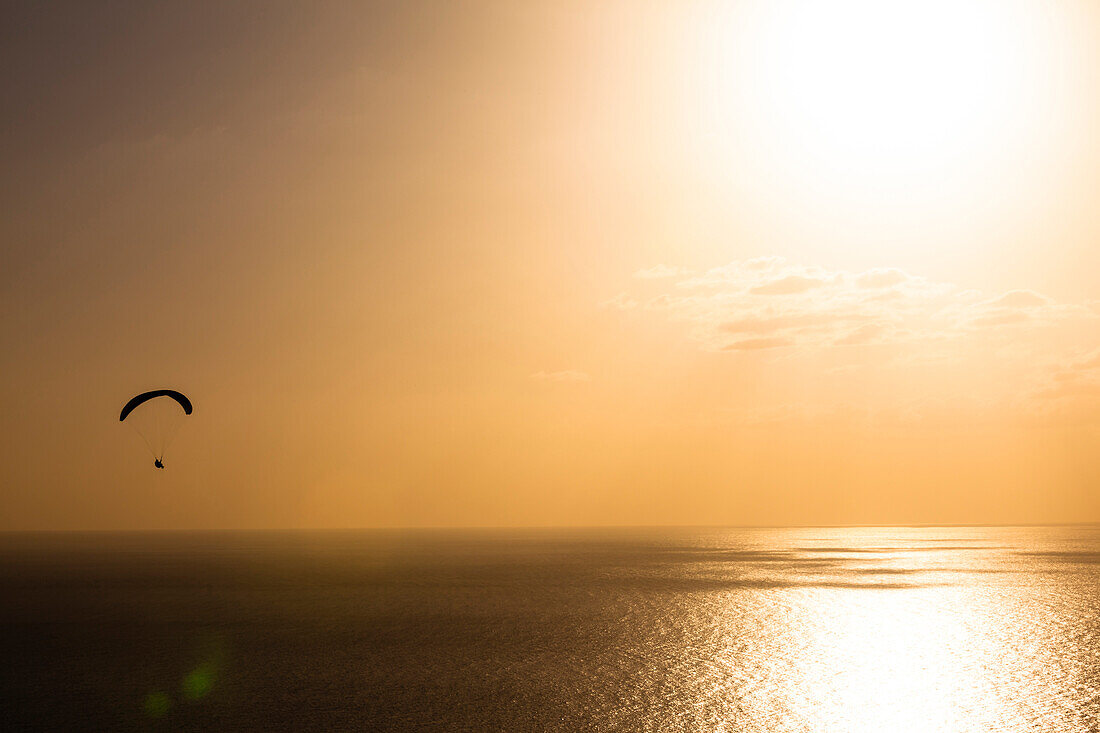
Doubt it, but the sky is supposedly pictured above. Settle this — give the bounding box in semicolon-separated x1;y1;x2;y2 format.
1;0;1098;530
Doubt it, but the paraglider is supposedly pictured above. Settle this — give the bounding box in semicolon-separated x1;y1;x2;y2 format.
120;389;192;468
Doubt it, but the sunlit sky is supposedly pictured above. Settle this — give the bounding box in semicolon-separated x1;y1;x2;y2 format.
1;0;1097;530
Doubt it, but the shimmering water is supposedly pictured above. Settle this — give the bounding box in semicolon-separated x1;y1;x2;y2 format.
2;526;1099;731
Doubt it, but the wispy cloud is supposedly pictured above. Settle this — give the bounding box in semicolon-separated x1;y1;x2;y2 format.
749;275;828;295
1035;349;1100;401
854;268;908;289
987;290;1049;308
601;293;638;310
614;257;1093;354
721;337;793;351
602;290;638;308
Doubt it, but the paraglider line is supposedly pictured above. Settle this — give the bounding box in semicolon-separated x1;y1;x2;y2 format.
127;422;158;459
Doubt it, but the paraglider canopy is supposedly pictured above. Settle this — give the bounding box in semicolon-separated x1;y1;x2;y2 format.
120;389;192;422
120;389;192;465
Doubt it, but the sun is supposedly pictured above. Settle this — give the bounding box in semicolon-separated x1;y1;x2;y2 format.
684;0;1073;228
755;0;1029;169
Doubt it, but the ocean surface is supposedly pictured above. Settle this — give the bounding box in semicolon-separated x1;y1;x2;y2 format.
2;526;1099;731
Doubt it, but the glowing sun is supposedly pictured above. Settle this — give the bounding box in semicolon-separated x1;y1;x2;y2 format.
689;0;1073;209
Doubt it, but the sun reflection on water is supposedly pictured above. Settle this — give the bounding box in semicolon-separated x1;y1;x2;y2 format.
701;528;1100;732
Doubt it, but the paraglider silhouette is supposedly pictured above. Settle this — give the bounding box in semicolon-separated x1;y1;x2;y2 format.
120;390;192;468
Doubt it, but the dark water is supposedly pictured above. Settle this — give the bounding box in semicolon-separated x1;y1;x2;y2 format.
2;526;1100;731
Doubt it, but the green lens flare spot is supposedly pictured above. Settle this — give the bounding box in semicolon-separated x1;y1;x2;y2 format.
182;665;215;700
143;692;171;718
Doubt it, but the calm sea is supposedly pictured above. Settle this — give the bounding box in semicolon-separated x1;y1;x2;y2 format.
2;526;1099;731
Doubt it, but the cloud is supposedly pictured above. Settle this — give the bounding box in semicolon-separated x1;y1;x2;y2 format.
601;293;638;310
854;268;909;289
834;323;889;346
955;289;1081;330
633;264;692;279
721;337;793;351
750;275;828;295
743;256;785;270
862;289;905;302
611;258;1091;355
1080;350;1100;369
720;312;874;335
678;257;791;288
1035;349;1100;402
530;370;591;383
965;310;1031;328
988;290;1049;308
645;294;698;310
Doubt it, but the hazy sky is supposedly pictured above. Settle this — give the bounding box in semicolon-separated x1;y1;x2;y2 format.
2;0;1098;530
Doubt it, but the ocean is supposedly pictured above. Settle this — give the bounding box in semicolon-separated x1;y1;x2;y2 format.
2;526;1099;731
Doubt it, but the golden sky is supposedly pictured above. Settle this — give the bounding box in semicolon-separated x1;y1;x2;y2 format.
1;0;1097;529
